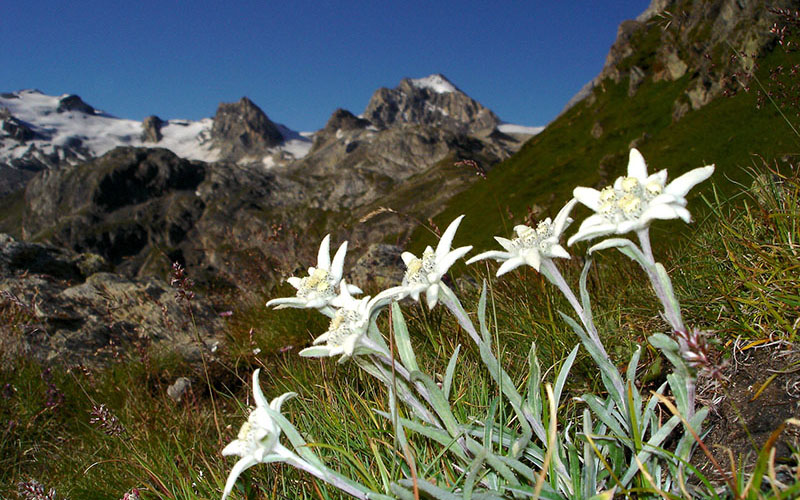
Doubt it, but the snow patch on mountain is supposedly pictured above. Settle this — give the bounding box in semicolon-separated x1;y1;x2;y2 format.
497;123;545;136
0;90;312;169
410;74;458;94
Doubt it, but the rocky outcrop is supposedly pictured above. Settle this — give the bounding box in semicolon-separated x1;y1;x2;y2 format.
348;243;404;289
211;97;284;161
1;108;36;142
0;234;223;367
561;0;794;117
19;147;310;289
22;148;208;276
56;94;96;114
142;115;164;143
363;74;500;135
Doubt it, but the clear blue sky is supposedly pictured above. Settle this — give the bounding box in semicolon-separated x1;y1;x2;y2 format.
2;1;649;131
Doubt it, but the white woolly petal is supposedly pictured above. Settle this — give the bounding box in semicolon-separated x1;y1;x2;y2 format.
346;283;363;295
299;345;334;357
436;215;464;263
522;248;542;271
547;244;571;260
317;235;331;271
675;205;692;223
266;297;310;309
286;276;302;289
552;198;578;236
573;187;601;211
222;439;247;457
425;284;439;309
650;193;684;206
496;257;525;276
647;169;668;187
494;236;515;251
312;332;331;344
269;391;296;413
627;148;648;180
221;456;259;500
401;252;417;266
341;333;360;358
466;250;511;264
437;246;472;275
664;165;715;197
641;203;680;223
252;369;269;409
330;241;348;282
568;222;619;246
616;220;641;234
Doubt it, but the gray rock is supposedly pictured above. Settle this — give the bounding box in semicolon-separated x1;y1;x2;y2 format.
0;236;224;368
211;97;284;161
363;74;500;135
56;94;96;114
141;115;164;143
349;244;404;289
1;108;36;142
167;377;192;402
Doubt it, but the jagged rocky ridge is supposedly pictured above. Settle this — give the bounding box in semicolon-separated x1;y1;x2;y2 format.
11;74;530;284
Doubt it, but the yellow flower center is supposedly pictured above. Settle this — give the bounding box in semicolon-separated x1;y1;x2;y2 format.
621;177;639;193
645;181;662;196
599;186;616;203
407;258;423;276
237;420;252;440
618;194;642;215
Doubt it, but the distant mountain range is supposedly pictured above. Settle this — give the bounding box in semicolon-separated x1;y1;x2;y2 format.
0;74;542;196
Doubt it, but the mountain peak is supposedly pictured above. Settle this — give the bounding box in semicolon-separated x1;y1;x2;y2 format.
363;74;499;134
211;96;284;158
408;74;458;94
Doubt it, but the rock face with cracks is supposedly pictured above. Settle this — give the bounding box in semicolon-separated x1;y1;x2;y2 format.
0;234;224;368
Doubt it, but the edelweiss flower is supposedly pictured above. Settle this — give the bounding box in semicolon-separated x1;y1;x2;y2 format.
222;370;298;500
299;281;397;362
399;215;472;308
267;234;362;315
568;149;715;245
467;199;576;275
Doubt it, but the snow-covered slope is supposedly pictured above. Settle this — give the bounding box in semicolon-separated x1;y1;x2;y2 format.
0;89;312;170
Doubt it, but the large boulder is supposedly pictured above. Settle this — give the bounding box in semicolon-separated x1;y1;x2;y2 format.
0;234;224;367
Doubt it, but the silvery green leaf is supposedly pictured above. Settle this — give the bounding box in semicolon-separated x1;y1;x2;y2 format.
619;414;681;485
391;302;418;372
443;344;461;401
260;404;325;470
579;257;594;324
559;312;625;407
582;409;598;499
464;447;487;500
648;333;689;377
503;483;563;500
525;342;544;426
588;238;649;269
374;410;469;462
478;281;491;344
554;344;580;407
654;262;682;320
495;455;537;484
675;407;708;460
410;370;461;436
463;439;521;488
667;373;689;417
581;393;627;439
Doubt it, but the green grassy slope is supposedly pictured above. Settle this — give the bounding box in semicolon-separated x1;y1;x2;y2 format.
412;46;800;254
